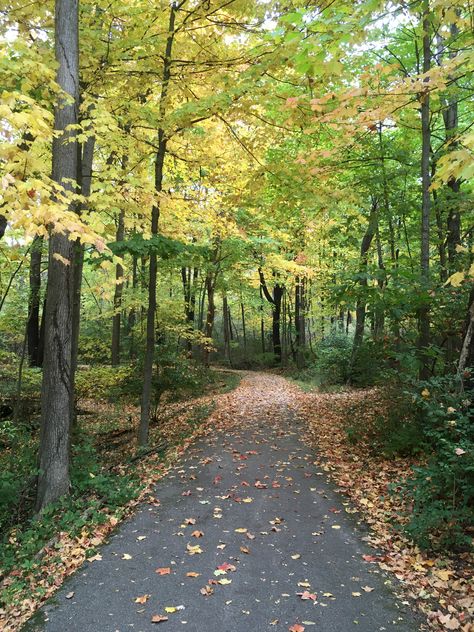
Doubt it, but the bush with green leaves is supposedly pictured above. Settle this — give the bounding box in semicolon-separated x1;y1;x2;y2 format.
394;375;474;551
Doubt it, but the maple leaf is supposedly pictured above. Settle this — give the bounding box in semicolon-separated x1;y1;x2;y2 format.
186;572;200;578
187;543;203;555
289;625;305;632
184;517;196;525
298;591;317;601
135;594;150;604
191;530;204;538
217;562;236;572
151;615;168;623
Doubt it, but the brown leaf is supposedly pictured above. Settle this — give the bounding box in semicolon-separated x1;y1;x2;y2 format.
151;615;169;623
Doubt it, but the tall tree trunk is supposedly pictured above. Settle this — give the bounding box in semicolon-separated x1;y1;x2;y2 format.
295;277;306;368
128;254;138;359
418;0;432;380
70;126;95;425
111;209;125;366
138;4;176;447
241;300;247;359
443;21;461;273
36;0;79;512
258;267;282;363
259;286;265;354
349;199;377;381
203;273;216;367
223;294;232;366
458;287;474;391
27;237;43;367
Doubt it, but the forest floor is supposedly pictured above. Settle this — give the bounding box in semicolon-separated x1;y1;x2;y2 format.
5;372;474;632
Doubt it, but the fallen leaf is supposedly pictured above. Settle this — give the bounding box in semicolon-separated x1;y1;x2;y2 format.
135;594;150;604
151;615;168;624
191;530;204;538
122;553;132;560
289;625;305;632
156;567;171;575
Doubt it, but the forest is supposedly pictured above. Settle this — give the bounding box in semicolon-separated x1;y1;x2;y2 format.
0;0;473;630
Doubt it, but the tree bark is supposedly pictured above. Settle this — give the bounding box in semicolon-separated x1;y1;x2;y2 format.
138;3;176;447
36;0;79;512
203;272;216;367
111;209;125;366
349;199;377;380
458;287;474;391
258;267;282;362
418;0;432;381
27;237;43;366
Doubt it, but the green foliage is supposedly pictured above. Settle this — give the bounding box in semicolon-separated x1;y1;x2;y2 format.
394;376;474;551
296;334;386;388
75;365;134;403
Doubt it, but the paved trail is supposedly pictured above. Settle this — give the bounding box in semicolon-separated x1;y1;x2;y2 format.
25;373;421;632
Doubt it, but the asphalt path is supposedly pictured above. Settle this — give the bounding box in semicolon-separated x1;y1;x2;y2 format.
23;373;421;632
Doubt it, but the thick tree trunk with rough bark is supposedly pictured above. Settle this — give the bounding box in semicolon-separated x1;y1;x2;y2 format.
36;0;79;512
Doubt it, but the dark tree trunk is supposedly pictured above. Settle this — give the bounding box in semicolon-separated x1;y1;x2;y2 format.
295;277;306;368
111;209;125;366
258;267;282;363
203;273;216;367
181;267;198;352
241;301;247;358
0;215;6;239
128;254;138;359
418;0;432;381
443;21;461;274
223;295;232;366
70;125;95;424
259;286;265;354
36;0;79;512
139;4;176;448
27;237;43;367
349;199;377;380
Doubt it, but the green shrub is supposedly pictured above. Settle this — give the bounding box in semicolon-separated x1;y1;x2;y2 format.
394;375;474;551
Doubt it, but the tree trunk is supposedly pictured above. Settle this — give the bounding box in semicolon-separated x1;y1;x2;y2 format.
349;199;377;380
128;254;138;359
70;126;95;424
111;209;125;366
458;287;474;391
203;273;216;367
241;300;247;359
27;237;43;367
36;0;79;512
258;267;282;363
223;294;232;366
443;21;461;274
295;277;306;368
418;0;432;381
138;4;176;448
